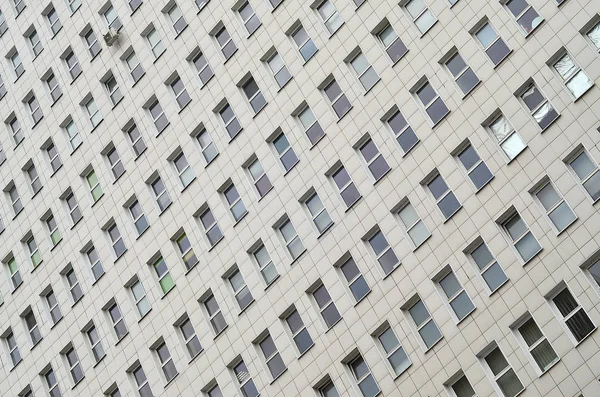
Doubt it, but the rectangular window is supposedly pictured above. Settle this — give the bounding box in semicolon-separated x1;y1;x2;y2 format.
278;218;305;260
504;0;543;35
24;310;42;345
290;25;318;62
242;76;267;114
9;117;24;145
65;268;83;303
207;384;223;397
0;11;6;36
304;192;333;234
480;345;524;397
128;0;142;12
167;3;187;35
297;105;324;145
312;283;341;328
258;334;286;379
376;23;408;63
566;148;600;202
514;317;558;373
47;7;62;35
169;76;191;110
126;123;146;157
444;52;480;95
192;51;214;86
386;109;419;154
26;163;42;194
425;173;461;219
199;207;223;247
397;201;430;248
175;232;198;271
348;354;380;397
124;51;144;83
224;183;247;222
87;246;104;281
204;294;227;335
107;223;126;257
316;0;343;35
65;191;82;224
318;381;340;397
218;102;242;139
323;78;352;119
7;257;22;289
549;286;596;343
103;5;122;30
65;50;81;80
106;147;125;180
238;1;261;35
232;359;259;397
586;21;600;51
406;298;442;349
266;51;291;88
447;373;476;397
367;230;399;275
84;29;101;58
339;256;370;302
473;22;511;66
376;326;410;376
532;180;576;233
413;80;449;125
487;113;525;160
46;73;62;103
331;164;361;207
84;97;103;128
550;52;593;99
215;26;237;60
27;95;43;125
272;132;298;172
104;75;123;106
26;235;42;267
65;120;82;151
151;176;172;212
146;28;165;59
65;347;84;384
129;200;149;235
229;269;254;310
132;365;152;397
155;342;178;382
153;256;175;294
349;52;378;91
179;317;202;358
0;74;6;99
404;0;436;34
284;309;313;355
130;279;151;317
499;211;541;262
435;268;475;322
43;367;61;397
11;52;24;79
252;243;278;285
86;169;103;202
172;151;195;187
358;138;390;181
456;144;493;190
85;324;105;362
108;302;128;340
148;99;169;133
28;29;43;57
517;81;558;130
196;128;218;164
468;240;508;293
247;158;272;197
5;331;21;367
9;184;23;214
45;214;61;246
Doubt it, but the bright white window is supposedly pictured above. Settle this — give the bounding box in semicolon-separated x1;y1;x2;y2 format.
316;0;343;35
397;201;430;248
550;52;593;99
125;51;144;83
266;51;291;88
349;52;379;91
487;113;525;160
403;0;436;34
504;0;543;35
196;128;218;164
146;28;165;59
86;169;103;202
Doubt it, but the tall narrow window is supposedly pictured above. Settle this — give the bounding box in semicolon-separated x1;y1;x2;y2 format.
258;334;286;379
318;381;340;397
85;324;105;362
514;317;558;373
199;207;223;247
124;51;144;83
166;3;187;35
65;191;82;224
146;28;165;59
566;148;600;202
403;0;436;34
179;317;202;358
86;169;103;202
196;128;218;164
339;256;370;302
155;342;178;382
132;365;152;397
278;218;305;260
224;183;247;222
425;173;461;219
84;97;103;128
175;232;198;271
585;21;600;51
65;347;84;384
45;214;61;246
247;158;272;197
9;117;24;145
151;176;172;212
8;184;23;215
10;52;24;79
43;366;61;397
126;123;146;157
65;120;82;152
238;1;261;35
499;211;541;262
304;192;333;234
215;26;237;60
358;138;390;181
168;76;191;112
104;75;123;106
376;23;408;63
7;257;22;289
406;298;442;349
128;0;142;12
0;11;6;36
316;0;343;35
28;29;43;57
266;51;291;88
46;73;62;104
24;310;42;345
297;105;324;145
228;269;254;310
456;144;493;190
148;99;169;134
290;25;318;62
284;309;313;354
87;246;104;281
26;235;42;268
517;81;558;130
232;359;259;397
242;76;267;114
348;354;380;397
192;51;214;86
331;165;361;207
323;78;352;119
397;201;430;248
26;163;42;194
272;132;298;172
367;230;399;275
64;50;82;80
480;345;524;397
172;151;195;188
103;4;122;30
312;283;341;328
487;113;525;160
504;0;542;35
532;180;576;233
376;326;410;376
129;200;149;235
83;28;101;58
473;22;511;66
551;52;593;99
107;223;126;258
349;52;378;91
5;331;21;367
549;286;595;343
47;7;62;35
130;279;151;317
153;256;175;294
204;294;227;335
468;240;508;293
252;244;278;285
26;95;43;125
386;109;419;154
435;268;475;322
447;373;476;397
444;52;480;95
414;79;449;125
65;268;83;303
106;147;125;180
218;102;242;139
108;302;128;340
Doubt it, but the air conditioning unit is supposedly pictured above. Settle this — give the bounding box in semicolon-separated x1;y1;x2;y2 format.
103;27;120;47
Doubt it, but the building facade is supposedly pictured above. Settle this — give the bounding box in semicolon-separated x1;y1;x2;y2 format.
0;0;600;396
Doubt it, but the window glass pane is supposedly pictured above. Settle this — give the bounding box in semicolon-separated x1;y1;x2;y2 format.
419;320;441;348
409;300;428;326
476;24;497;47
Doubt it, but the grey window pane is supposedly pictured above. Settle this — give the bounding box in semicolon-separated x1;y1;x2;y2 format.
341;184;361;206
514;232;541;261
409;300;429;326
470;162;493;189
255;175;272;196
456;68;479;94
332;96;352;118
496;369;524;397
419;320;442;348
387;38;408;62
341;259;360;281
357;375;380;397
399;205;419;227
245;15;261;34
241;380;259;397
300;40;317;61
293;328;313;353
548;201;576;231
446;54;467;77
408;221;429;247
571;153;595;179
286;311;303;333
485;348;508;375
438;192;461;218
322;304;341;327
313;286;331;308
261;262;278;284
521;86;544;111
439;272;461;298
428;175;448;199
482;262;508;291
236;286;254;309
505;216;526;240
267;353;286;378
458;146;479;170
450;291;475;320
288;237;305;258
324;81;342;101
553;289;577;317
332;167;350;188
368;155;390;180
452;376;475;397
274;68;291;87
389;347;410;375
250;93;267;113
388;111;407;133
292;28;308;46
516;7;543;34
207;226;223;245
583;172;600;200
306;123;325;145
259;336;276;358
378;329;398;353
280;150;298;171
349;276;370;301
426;97;449;124
487;38;510;65
211;312;227;333
226;118;242;138
476;24;497;47
417;83;436;105
415;10;436;34
589;260;600;287
359;68;379;90
530;339;558;371
378;250;399;274
565;308;595;342
369;232;388;255
506;0;527;17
